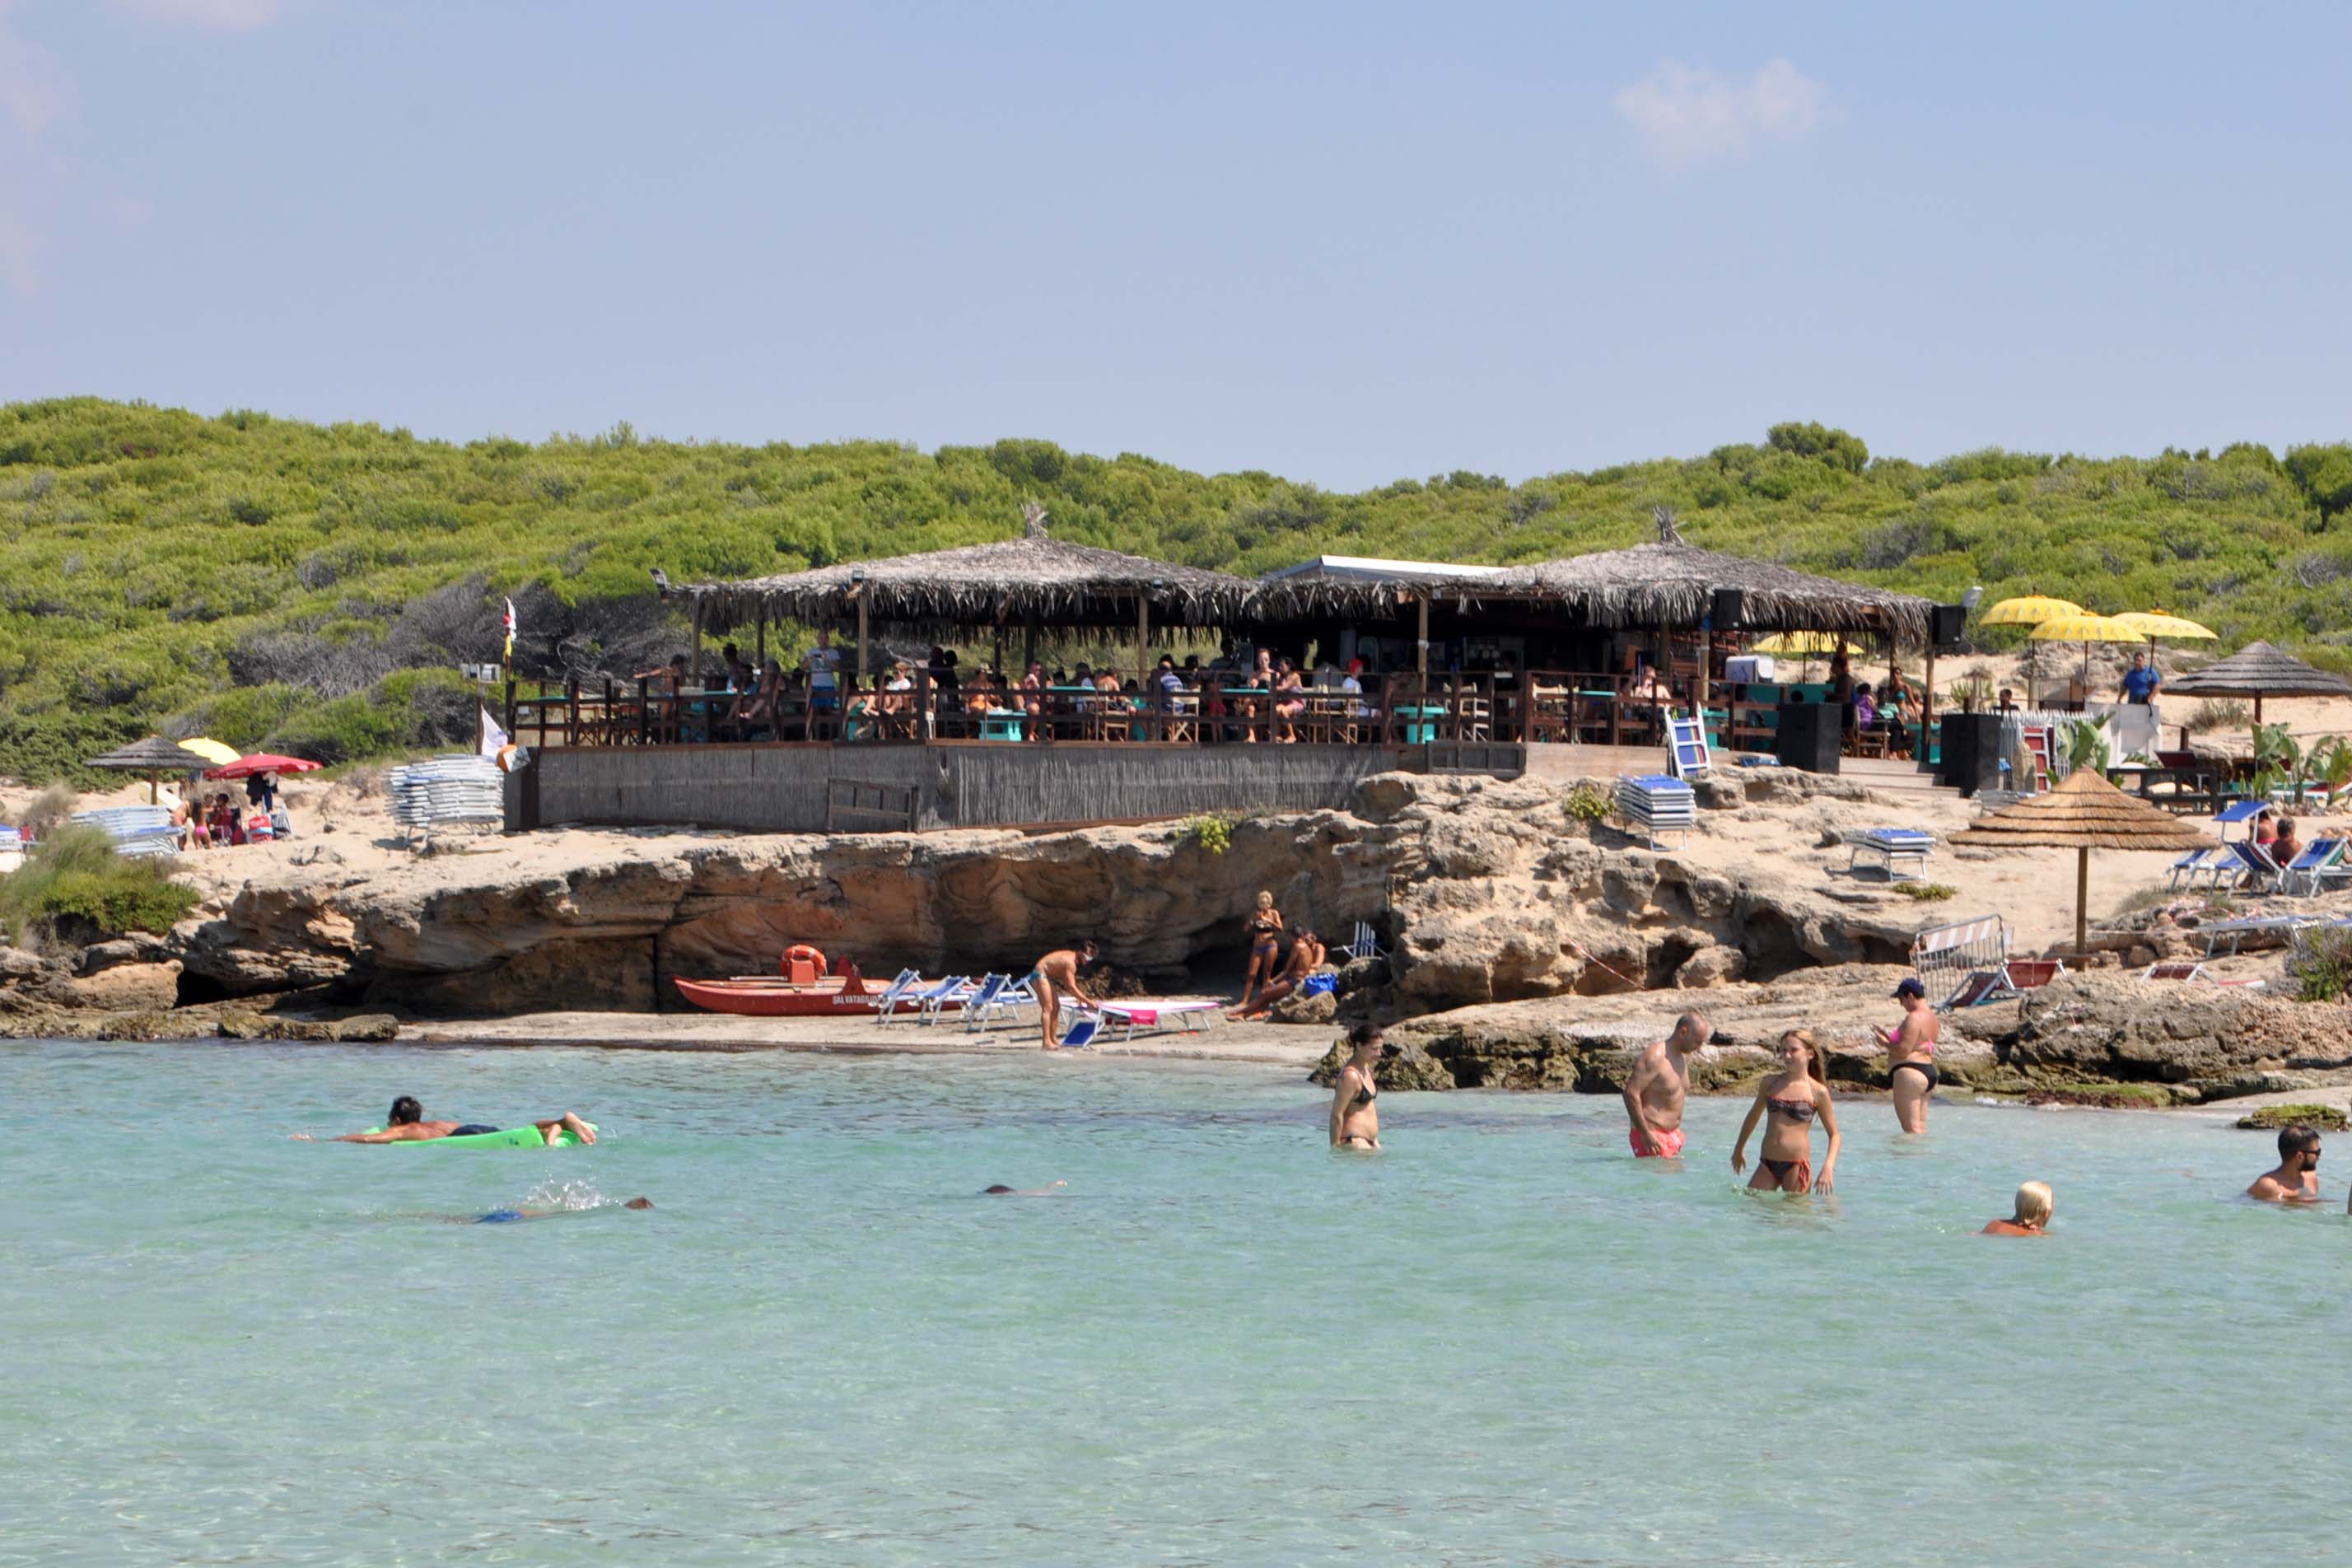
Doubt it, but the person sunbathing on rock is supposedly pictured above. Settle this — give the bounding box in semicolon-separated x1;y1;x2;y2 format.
292;1095;597;1145
1236;927;1326;1020
2247;1125;2322;1203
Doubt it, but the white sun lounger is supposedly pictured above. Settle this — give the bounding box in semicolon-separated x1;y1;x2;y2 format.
1091;1001;1221;1043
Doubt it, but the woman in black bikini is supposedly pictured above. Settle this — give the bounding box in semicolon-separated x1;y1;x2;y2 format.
1330;1022;1382;1149
1236;890;1284;1016
1731;1029;1841;1193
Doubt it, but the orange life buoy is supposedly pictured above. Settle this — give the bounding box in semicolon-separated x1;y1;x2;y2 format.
781;943;827;978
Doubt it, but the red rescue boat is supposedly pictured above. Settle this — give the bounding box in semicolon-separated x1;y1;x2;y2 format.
673;944;959;1018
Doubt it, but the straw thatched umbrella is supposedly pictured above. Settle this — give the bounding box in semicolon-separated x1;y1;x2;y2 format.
86;736;210;803
2162;640;2352;725
680;506;1272;684
1483;542;1934;639
1948;770;2216;957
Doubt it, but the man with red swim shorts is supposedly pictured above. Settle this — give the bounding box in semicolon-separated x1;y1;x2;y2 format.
1621;1011;1710;1158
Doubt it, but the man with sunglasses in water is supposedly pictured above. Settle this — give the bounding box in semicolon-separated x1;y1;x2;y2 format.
2247;1125;2322;1203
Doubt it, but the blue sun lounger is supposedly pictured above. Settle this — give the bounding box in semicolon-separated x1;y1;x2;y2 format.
1848;828;1933;882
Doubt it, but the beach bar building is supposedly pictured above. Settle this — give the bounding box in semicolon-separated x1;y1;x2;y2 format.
504;511;1946;835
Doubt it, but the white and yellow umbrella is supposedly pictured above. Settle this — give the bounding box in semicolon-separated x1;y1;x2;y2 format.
2030;611;2147;690
175;736;242;767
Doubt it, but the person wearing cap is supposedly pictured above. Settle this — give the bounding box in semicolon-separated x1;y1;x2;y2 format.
1878;976;1941;1133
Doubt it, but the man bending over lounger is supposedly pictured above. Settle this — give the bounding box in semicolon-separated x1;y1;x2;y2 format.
1031;940;1099;1050
1621;1012;1708;1158
292;1095;597;1145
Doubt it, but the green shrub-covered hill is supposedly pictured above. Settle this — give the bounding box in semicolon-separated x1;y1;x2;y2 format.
6;397;2350;782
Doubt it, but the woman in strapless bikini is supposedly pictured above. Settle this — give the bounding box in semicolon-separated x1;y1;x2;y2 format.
1732;1029;1841;1193
1330;1022;1383;1149
1237;890;1285;1015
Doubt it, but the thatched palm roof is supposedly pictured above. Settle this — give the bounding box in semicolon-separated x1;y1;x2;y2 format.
1948;770;2215;852
683;510;1263;632
86;736;210;772
2163;641;2352;699
1480;542;1935;641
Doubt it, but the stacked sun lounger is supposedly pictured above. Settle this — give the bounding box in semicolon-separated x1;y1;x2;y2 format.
1617;775;1696;850
387;755;505;828
70;806;182;859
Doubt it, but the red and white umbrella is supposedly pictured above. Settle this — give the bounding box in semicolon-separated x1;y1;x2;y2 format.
203;753;324;780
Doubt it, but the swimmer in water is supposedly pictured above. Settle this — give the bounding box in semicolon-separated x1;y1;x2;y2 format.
292;1095;597;1145
1981;1182;2053;1236
982;1182;1069;1196
469;1197;654;1223
2247;1125;2323;1204
1329;1021;1383;1149
1731;1029;1841;1193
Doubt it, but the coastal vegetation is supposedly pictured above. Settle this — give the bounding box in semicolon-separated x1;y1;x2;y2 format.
0;826;200;944
8;396;2352;782
2235;1104;2351;1131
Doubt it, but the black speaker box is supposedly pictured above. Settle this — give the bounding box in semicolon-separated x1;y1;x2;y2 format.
1930;604;1967;646
1710;587;1745;628
1775;700;1841;773
1939;712;2006;796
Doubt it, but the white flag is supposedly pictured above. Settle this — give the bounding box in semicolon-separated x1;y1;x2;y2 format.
479;706;511;758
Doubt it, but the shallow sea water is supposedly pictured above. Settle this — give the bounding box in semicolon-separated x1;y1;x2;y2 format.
2;1039;2347;1566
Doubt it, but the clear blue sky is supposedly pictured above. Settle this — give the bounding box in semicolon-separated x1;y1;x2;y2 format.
4;1;2346;489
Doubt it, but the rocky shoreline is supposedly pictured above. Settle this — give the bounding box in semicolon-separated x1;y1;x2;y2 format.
7;768;2347;1113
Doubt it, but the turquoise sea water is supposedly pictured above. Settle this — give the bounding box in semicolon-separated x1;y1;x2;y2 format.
2;1039;2346;1567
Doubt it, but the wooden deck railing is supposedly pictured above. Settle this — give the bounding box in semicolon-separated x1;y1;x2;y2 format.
504;670;1688;752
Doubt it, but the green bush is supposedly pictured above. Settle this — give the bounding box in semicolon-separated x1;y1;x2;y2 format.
2293;925;2352;1002
0;824;200;942
262;667;475;766
1562;781;1613;822
1895;881;1958;901
1180;812;1237;856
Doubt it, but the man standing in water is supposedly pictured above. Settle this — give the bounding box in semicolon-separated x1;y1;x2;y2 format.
1878;977;1941;1133
2248;1125;2323;1203
1621;1012;1708;1158
1031;939;1099;1050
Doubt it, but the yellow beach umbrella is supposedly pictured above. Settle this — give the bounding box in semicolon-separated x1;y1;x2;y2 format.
1976;595;2084;628
1750;631;1866;655
176;736;241;767
2110;610;2215;642
1979;595;2086;705
2031;612;2147;691
1749;630;1866;681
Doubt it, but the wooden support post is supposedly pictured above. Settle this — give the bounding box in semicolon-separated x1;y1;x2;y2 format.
1696;628;1710;711
1137;596;1150;689
855;592;870;685
1923;644;1937;726
1022;614;1038;677
754;610;765;670
2074;845;2090;959
1416;594;1430;676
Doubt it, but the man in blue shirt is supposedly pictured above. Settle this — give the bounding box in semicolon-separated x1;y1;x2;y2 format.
2120;651;2161;705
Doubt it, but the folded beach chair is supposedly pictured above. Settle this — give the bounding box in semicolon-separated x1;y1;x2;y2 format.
879;974;967;1027
962;973;1037;1032
1664;715;1714;781
1057;1015;1102;1050
1344;921;1388;963
1911;913;2028;1011
2280;838;2346;896
1848;828;1933;883
2144;961;2208;982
